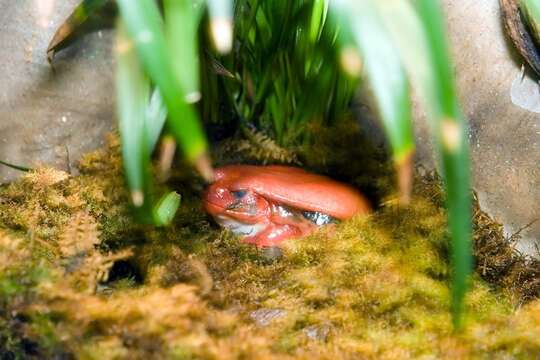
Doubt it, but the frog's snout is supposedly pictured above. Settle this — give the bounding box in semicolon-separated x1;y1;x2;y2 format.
202;185;231;214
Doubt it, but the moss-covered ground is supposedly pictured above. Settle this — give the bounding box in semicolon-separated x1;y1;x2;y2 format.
0;124;539;359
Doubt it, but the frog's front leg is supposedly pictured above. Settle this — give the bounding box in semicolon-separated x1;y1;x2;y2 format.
243;223;301;247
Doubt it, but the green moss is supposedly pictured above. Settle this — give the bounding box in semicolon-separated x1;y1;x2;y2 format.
0;133;539;358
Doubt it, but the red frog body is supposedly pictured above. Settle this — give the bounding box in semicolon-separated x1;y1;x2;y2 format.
203;165;371;247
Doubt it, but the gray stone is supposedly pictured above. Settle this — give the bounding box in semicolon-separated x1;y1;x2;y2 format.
249;308;287;327
0;0;115;182
302;323;331;342
413;0;539;256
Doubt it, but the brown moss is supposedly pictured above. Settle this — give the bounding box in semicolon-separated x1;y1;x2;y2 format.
214;127;300;166
416;168;540;304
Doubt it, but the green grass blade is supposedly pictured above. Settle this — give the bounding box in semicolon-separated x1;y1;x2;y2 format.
335;0;472;328
333;0;415;199
145;88;168;152
374;1;432;104
310;0;329;42
116;0;212;181
153;191;181;226
117;24;181;225
329;13;363;78
413;0;472;330
207;0;234;53
0;160;31;172
164;0;205;102
116;21;152;217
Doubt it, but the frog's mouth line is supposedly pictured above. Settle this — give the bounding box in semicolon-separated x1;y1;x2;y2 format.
203;199;264;220
202;199;228;214
214;216;266;236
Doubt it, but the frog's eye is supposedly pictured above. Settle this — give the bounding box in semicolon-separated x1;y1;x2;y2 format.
231;190;247;199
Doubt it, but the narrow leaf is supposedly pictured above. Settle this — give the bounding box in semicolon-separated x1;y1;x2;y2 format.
0;160;31;172
310;0;329;42
153;191;181;226
145;88;168;152
164;0;205;102
116;0;213;181
334;0;415;200
116;22;153;218
414;0;472;330
207;0;234;53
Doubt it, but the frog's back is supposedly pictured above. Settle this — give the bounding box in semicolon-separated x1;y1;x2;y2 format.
215;165;371;219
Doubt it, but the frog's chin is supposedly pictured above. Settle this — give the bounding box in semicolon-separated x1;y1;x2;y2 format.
214;216;267;237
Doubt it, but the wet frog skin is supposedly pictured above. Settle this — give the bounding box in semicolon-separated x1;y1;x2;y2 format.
203;165;371;247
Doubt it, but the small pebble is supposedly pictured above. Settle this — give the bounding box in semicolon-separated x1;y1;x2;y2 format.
249;308;287;327
303;324;331;342
259;246;283;263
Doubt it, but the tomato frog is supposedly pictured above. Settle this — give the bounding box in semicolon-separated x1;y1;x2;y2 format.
203;165;371;247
